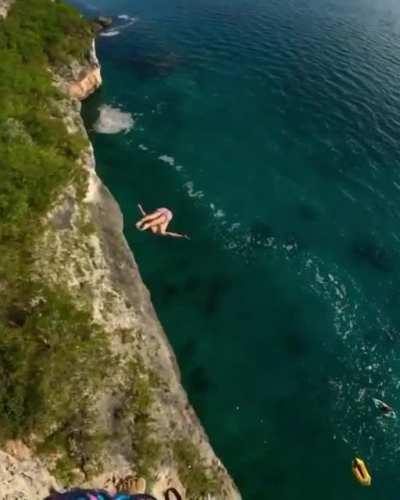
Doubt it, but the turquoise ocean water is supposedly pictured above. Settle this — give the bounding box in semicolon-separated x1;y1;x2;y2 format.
69;0;400;497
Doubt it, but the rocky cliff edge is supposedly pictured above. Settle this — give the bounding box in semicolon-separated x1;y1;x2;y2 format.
0;32;241;500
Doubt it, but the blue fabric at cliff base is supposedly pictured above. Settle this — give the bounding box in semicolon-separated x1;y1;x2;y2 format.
44;489;157;500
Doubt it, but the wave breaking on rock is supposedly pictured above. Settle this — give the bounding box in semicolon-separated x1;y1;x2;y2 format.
94;105;134;134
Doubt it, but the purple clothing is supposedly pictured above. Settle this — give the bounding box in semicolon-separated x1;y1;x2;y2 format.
45;490;157;500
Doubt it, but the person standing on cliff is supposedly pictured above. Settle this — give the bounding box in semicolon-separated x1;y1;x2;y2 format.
135;204;190;239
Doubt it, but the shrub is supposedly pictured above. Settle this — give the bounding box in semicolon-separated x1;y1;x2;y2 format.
0;0;109;473
173;439;221;498
0;283;110;440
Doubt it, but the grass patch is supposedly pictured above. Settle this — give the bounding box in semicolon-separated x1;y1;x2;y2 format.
118;360;163;480
173;439;221;498
39;408;111;483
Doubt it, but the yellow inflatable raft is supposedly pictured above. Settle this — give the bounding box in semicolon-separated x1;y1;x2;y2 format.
352;457;372;486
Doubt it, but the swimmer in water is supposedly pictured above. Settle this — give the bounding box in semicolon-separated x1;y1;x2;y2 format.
372;397;396;419
136;204;189;239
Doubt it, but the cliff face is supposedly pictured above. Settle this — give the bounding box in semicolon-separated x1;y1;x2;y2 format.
60;40;102;101
0;0;13;18
0;38;240;499
0;449;58;500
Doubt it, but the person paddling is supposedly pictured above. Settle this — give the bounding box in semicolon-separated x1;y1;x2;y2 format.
136;204;189;239
372;397;396;418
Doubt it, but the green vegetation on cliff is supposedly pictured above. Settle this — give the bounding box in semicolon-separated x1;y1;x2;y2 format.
0;0;110;461
0;2;231;496
173;439;221;498
0;0;92;252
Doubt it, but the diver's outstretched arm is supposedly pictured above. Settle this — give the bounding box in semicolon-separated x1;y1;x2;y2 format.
164;231;190;239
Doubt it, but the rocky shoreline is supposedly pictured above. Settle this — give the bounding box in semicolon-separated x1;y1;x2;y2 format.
0;10;240;498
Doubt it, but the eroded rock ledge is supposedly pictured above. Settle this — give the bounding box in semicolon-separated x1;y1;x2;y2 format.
59;40;102;101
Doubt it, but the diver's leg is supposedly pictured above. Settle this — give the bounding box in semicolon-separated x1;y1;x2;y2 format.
136;210;163;229
142;214;166;230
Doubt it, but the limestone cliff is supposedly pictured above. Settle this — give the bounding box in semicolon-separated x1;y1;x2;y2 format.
59;40;102;101
0;36;240;500
0;0;13;18
0;448;58;500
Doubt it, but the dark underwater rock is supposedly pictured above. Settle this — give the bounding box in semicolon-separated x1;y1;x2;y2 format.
97;16;113;27
352;236;393;273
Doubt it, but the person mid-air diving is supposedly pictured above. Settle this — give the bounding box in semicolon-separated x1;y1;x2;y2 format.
135;204;189;239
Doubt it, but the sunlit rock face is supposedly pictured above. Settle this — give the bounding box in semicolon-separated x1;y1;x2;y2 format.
67;40;103;100
0;0;13;18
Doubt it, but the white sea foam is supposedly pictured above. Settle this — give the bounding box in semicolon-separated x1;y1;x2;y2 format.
158;155;175;166
118;14;138;23
300;253;400;465
94;105;134;134
118;15;138;26
138;144;149;151
228;222;241;232
100;30;120;37
208;203;227;223
184;181;204;199
101;16;138;38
